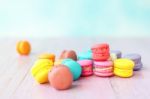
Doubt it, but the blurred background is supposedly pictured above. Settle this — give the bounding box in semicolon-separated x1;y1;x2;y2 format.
0;0;150;38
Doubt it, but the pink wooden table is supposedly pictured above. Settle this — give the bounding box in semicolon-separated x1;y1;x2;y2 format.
0;38;150;99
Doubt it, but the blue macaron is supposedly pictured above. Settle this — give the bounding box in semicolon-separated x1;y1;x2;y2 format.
77;49;92;60
62;59;82;80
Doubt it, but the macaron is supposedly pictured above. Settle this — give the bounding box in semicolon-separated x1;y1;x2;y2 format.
59;50;77;61
123;53;142;71
62;59;82;80
16;40;31;55
134;62;143;71
108;53;117;61
48;65;73;90
123;53;141;63
31;59;53;84
110;50;122;58
77;51;92;60
77;60;93;76
54;59;63;65
91;43;110;61
38;53;55;62
91;43;109;54
114;58;135;78
92;53;110;61
93;61;114;77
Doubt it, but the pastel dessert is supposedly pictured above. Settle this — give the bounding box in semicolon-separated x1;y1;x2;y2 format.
16;40;31;55
54;59;63;65
93;61;114;77
123;53;142;71
114;58;135;77
48;65;73;90
59;50;77;61
108;53;117;61
38;53;55;62
77;60;93;76
62;59;82;80
31;59;53;84
91;43;110;61
110;50;122;58
134;62;143;71
77;50;92;60
91;43;109;54
92;53;110;61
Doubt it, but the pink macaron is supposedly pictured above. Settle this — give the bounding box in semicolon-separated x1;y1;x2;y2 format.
93;61;114;77
77;60;93;76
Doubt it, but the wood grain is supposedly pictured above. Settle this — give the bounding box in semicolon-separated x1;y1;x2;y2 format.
0;38;149;99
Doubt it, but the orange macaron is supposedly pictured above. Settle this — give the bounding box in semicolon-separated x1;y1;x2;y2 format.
16;40;31;55
38;53;55;62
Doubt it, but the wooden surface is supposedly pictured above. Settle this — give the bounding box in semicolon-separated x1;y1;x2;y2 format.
0;38;150;99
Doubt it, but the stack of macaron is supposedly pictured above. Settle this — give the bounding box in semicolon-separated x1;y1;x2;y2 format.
123;53;143;71
91;43;114;77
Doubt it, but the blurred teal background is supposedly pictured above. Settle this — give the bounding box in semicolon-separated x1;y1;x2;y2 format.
0;0;150;38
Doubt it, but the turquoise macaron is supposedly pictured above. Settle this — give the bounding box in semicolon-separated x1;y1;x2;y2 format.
62;59;82;80
77;49;92;60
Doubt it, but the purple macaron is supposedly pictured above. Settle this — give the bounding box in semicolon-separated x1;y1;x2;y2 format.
134;62;143;71
123;53;142;71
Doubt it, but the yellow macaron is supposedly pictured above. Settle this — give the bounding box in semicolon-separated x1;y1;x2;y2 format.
114;68;133;77
114;58;135;77
31;59;54;84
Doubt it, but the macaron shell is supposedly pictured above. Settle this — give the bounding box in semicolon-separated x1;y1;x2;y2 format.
93;61;113;67
81;66;93;76
48;66;73;90
31;59;53;76
92;53;110;61
31;59;53;84
114;68;133;77
91;43;109;54
94;72;113;77
114;59;135;69
81;72;93;76
123;54;141;63
77;52;92;60
60;50;77;61
17;41;31;55
77;60;93;66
